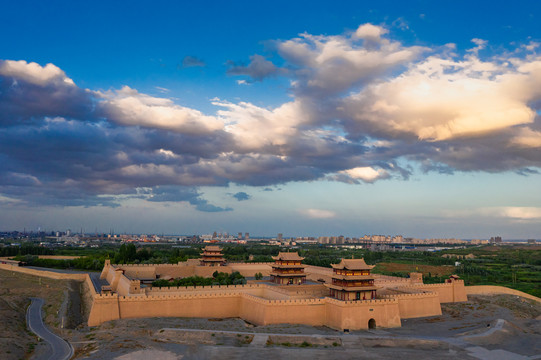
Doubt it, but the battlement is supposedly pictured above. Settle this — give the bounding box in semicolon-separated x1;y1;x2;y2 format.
397;282;458;289
119;292;243;301
95;293;119;299
148;283;264;293
379;291;438;300
324;296;398;306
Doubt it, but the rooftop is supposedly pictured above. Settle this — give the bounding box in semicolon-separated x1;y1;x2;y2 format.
331;258;374;271
272;252;305;261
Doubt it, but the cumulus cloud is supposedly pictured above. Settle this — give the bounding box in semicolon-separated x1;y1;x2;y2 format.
0;60;94;126
99;86;224;135
341;54;540;141
0;60;75;86
1;23;541;210
276;25;427;97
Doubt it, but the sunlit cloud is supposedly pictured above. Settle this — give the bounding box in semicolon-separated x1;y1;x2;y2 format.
300;208;336;219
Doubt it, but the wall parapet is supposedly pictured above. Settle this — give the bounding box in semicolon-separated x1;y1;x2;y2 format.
379;292;438;300
324;296;398;306
148;283;264;293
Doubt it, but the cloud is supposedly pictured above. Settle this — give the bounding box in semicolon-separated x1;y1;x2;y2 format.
339;166;390;183
276;26;427;97
0;60;94;126
0;60;74;86
445;207;541;221
99;86;224;135
232;191;251;201
146;186;232;212
354;23;389;42
1;23;541;210
181;56;206;68
227;54;284;81
300;208;336;219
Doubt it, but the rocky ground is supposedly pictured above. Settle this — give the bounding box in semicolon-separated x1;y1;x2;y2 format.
1;268;540;360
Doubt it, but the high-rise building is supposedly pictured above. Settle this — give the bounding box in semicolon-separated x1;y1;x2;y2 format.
244;232;249;240
277;233;283;241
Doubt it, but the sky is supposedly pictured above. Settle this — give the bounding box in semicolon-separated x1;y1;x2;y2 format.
1;0;541;239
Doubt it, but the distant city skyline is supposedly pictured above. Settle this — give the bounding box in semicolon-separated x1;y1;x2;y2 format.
1;1;540;238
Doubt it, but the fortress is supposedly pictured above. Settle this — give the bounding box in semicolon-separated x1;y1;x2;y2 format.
87;248;468;331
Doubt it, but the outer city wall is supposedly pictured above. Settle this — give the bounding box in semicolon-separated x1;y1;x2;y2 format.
379;292;442;319
87;285;406;330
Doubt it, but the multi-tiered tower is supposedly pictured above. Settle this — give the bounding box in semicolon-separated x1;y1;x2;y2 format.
270;252;306;285
199;245;226;266
326;258;378;301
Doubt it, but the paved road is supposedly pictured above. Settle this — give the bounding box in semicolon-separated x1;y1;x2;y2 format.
26;298;73;360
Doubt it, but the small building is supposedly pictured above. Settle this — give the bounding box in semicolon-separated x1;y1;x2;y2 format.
326;258;378;301
270;252;306;285
200;245;226;266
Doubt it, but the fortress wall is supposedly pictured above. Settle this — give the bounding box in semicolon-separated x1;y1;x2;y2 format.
325;297;401;330
194;265;232;277
265;284;329;298
84;274;97;296
146;283;264;294
156;264;196;278
0;264;87;281
395;280;467;303
263;298;326;327
380;292;442;319
239;294;268;325
115;273;133;296
466;285;541;303
116;293;242;320
88;293;120;326
119;266;156;280
228;263;272;276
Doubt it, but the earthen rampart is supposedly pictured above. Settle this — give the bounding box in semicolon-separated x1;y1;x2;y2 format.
379;291;442;319
466;285;541;303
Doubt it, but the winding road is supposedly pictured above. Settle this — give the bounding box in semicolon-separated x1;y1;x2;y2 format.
26;298;73;360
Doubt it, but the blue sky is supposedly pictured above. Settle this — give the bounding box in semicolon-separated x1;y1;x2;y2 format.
1;1;541;238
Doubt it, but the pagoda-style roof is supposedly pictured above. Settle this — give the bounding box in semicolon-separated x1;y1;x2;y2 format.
272;252;304;261
331;258;374;271
203;245;222;252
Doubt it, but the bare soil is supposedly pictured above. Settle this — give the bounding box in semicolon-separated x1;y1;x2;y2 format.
0;269;85;360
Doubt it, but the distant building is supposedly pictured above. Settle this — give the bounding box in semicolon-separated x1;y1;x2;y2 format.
244;232;249;240
490;236;502;244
